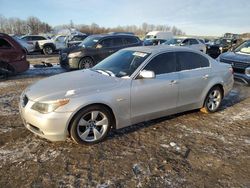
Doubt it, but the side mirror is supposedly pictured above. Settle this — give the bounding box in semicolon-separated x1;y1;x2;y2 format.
139;70;155;79
96;44;103;49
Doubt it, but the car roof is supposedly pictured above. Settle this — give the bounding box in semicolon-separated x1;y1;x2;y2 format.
124;45;203;54
89;33;138;39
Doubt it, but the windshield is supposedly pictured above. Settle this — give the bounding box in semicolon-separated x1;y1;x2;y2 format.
164;38;183;45
92;50;150;78
79;36;101;48
214;39;231;45
234;41;250;54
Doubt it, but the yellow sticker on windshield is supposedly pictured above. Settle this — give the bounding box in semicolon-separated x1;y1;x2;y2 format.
133;52;147;57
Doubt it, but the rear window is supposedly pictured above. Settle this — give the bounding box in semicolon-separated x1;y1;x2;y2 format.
0;38;12;48
177;52;209;71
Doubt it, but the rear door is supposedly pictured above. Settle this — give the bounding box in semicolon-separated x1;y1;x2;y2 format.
131;52;179;123
176;51;211;108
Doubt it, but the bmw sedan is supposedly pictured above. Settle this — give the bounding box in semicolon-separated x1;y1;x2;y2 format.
19;46;234;144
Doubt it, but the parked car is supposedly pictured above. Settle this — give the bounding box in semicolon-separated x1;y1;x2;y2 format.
66;34;88;48
207;38;243;59
143;38;167;46
35;35;67;55
164;37;207;53
145;31;173;40
21;35;48;46
20;46;234;144
0;33;29;75
59;33;142;70
144;31;173;46
217;40;250;85
13;36;35;53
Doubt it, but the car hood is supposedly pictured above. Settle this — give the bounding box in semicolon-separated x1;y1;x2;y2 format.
25;69;126;101
220;51;250;62
61;45;83;53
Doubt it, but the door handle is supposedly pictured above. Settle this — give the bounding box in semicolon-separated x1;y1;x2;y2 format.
170;80;178;85
109;50;115;53
202;74;209;79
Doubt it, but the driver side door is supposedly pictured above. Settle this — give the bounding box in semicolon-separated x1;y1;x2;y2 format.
130;52;179;124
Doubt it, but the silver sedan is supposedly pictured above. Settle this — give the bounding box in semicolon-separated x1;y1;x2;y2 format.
19;46;234;144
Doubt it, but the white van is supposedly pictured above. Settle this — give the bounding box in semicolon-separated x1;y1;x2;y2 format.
145;31;173;40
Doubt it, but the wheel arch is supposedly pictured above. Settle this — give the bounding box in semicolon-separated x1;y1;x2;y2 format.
203;83;224;107
67;103;117;136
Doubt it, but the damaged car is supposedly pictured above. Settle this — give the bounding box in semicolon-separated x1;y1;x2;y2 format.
20;46;234;144
0;33;29;76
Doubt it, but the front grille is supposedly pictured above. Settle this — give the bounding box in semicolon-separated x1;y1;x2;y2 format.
22;95;29;107
220;58;250;69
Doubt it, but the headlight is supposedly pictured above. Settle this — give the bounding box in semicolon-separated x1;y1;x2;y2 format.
31;99;69;114
245;67;250;76
68;51;82;58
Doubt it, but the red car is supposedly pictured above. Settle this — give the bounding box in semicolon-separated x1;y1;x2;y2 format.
0;33;29;76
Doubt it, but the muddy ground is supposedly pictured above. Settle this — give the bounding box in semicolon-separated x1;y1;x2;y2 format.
0;56;249;188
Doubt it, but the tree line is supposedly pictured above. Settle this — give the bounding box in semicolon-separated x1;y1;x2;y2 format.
0;15;185;36
0;15;52;35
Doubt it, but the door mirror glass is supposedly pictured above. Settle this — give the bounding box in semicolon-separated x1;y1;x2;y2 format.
139;70;155;79
96;44;103;49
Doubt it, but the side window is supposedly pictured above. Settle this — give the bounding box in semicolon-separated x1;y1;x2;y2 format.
112;38;123;46
190;39;199;45
124;37;138;44
177;52;209;71
71;35;86;41
22;36;29;41
0;38;12;49
144;52;176;75
33;36;46;40
99;38;113;48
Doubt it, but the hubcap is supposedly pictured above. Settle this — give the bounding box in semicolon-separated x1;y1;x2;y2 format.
81;59;92;69
207;89;221;111
77;111;108;142
45;47;52;54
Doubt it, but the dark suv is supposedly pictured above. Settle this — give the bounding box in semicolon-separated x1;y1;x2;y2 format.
218;40;250;85
59;34;142;70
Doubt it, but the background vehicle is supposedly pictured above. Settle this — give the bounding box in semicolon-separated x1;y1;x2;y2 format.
217;40;250;85
13;36;35;53
164;37;207;53
144;31;173;46
0;33;29;75
21;35;48;46
66;34;88;48
20;46;234;144
36;35;67;55
60;33;142;70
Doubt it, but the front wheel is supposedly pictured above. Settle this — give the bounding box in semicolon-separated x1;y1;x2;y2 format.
201;86;223;113
70;105;113;144
43;46;54;55
78;57;94;69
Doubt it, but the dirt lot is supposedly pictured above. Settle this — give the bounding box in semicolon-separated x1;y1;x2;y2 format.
0;56;249;187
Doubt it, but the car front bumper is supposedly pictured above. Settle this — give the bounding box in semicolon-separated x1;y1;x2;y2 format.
19;95;73;141
59;55;79;70
234;73;250;85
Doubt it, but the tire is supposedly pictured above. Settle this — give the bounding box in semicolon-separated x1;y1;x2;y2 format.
43;45;54;55
200;86;223;113
70;105;113;144
78;57;94;69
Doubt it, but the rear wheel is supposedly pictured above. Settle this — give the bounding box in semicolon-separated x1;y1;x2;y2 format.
78;57;94;69
70;105;113;144
201;86;222;113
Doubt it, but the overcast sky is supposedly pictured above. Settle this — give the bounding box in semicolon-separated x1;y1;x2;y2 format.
1;0;249;36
